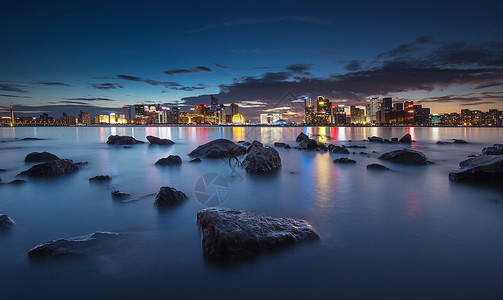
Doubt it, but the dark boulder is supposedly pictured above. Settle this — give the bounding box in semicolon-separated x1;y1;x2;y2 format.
367;163;391;171
0;169;6;172
453;139;468;144
449;155;503;183
21;137;44;141
359;152;368;155
18;159;80;177
155;155;182;165
391;137;399;143
189;139;246;158
89;175;111;182
331;145;349;154
154;186;189;206
273;142;287;148
379;149;429;165
146;135;174;145
28;232;119;258
9;179;26;185
346;145;366;149
284;144;291;149
24;152;60;163
247;140;263;152
106;135;143;145
368;136;384;143
299;139;318;150
243;146;281;173
482;144;503;155
196;207;319;260
296;132;310;143
399;134;412;144
0;214;14;228
333;158;356;164
189;158;202;163
318;143;328;151
111;190;130;199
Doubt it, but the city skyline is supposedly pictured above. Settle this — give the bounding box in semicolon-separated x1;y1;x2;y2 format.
1;0;503;121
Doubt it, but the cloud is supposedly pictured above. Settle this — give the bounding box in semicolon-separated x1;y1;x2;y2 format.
188;15;333;33
90;83;123;90
473;82;503;90
0;93;32;98
343;60;362;71
32;81;71;87
63;97;116;102
375;36;437;59
162;66;212;75
104;75;208;91
286;64;312;75
230;48;341;55
0;83;29;93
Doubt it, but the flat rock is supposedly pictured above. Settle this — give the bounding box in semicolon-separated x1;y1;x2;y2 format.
188;139;246;158
333;158;356;164
146;135;174;145
243;146;281;173
399;134;412;144
155;155;182;165
368;136;384;143
0;214;14;228
449;155;503;183
379;149;429;165
9;179;26;185
21;137;44;141
24;152;60;163
482;144;503;155
367;163;391;171
18;159;80;177
107;135;143;145
28;232;119;258
89;175;111;182
196;207;319;260
111;190;131;200
154;186;189;206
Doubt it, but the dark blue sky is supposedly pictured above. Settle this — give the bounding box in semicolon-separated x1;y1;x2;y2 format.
1;0;502;120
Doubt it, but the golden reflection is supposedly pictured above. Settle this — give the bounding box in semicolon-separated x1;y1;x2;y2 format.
312;156;334;211
233;127;245;141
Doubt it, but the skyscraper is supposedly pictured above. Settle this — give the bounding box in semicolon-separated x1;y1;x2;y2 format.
317;96;330;114
210;96;219;111
379;97;392;124
368;97;379;123
122;106;132;123
10;107;14;126
231;103;239;116
171;107;180;124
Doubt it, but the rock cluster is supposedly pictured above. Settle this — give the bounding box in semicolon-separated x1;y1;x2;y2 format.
449;155;503;183
482;144;503;155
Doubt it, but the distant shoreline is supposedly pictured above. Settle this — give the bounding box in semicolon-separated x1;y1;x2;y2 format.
2;124;502;128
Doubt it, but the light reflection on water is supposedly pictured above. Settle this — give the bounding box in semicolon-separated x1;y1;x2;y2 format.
0;126;503;299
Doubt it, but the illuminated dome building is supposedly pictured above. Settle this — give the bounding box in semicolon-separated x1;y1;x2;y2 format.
232;113;245;124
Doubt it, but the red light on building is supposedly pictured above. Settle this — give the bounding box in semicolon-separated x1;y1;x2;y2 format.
408;104;414;108
408;110;414;113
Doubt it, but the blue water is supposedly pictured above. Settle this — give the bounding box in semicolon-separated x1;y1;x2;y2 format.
1;126;502;299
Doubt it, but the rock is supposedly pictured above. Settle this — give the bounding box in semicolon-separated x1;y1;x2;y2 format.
379;149;429;165
146;135;174;145
0;214;14;228
284;144;291;149
368;136;384;143
18;159;80;177
21;137;44;141
75;162;88;167
333;158;356;164
299;139;318;150
89;175;111;182
247;140;263;152
359;152;368;155
27;232;119;258
0;169;6;172
391;137;399;143
346;145;366;149
155;155;182;165
482;144;503;155
449;155;503;183
453;139;468;144
296;132;310;143
106;135;143;145
367;163;391;171
196;207;320;260
273;142;287;148
24;152;60;163
189;139;246;158
189;158;202;163
318;143;328;151
331;146;349;154
9;179;26;185
154;186;189;206
111;190;130;199
399;134;412;144
238;141;251;146
243;145;281;173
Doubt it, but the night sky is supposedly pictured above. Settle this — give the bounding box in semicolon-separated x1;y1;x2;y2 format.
1;0;502;121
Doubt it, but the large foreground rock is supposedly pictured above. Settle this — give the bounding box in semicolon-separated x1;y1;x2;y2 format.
196;207;319;260
146;135;174;145
154;186;189;206
379;149;429;165
242;145;281;173
188;139;246;158
0;214;14;228
28;232;119;258
449;155;503;183
107;135;143;145
24;152;60;163
18;159;80;177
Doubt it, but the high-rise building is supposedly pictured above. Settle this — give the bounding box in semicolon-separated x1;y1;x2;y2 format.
304;97;314;124
331;105;346;125
230;103;239;116
122;106;132;123
317;96;330;115
368;97;379;123
78;110;91;125
210;96;219;111
378;97;392;124
350;106;365;124
461;109;472;125
171;107;180;124
10;107;14;126
134;104;146;117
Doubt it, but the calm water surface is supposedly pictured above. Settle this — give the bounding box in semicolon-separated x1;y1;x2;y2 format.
1;126;503;299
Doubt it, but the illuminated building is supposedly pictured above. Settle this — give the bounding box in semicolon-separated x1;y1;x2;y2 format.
378;97;392;124
231;103;239;116
10;107;14;126
317;96;331;115
350;106;365;124
260;113;282;124
304;97;314;124
461;109;472;125
171;107;180;124
78;110;91;125
232;113;245;124
134;104;146;117
331;105;346;125
122;106;132;123
368;97;379;123
211;95;219;111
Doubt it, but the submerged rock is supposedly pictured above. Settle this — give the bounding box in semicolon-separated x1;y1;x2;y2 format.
331;145;350;154
9;179;26;185
273;142;288;148
243;145;281;173
189;158;202;163
146;135;174;145
453;139;468;144
196;207;319;260
189;139;246;158
345;145;366;149
0;214;14;228
367;163;391;171
482;144;503;155
111;190;131;199
296;132;310;143
333;158;356;164
89;175;111;182
155;155;182;165
368;136;384;143
154;186;189;206
106;135;143;145
21;137;44;141
299;138;318;150
24;152;60;163
379;149;429;165
27;232;119;258
449;155;503;183
399;134;412;144
18;159;80;177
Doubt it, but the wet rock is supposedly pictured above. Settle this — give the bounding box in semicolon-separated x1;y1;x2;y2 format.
111;190;130;199
21;137;44;141
189;158;202;163
318;143;328;151
453;139;468;144
89;175;111;182
0;214;14;228
399;134;412;144
154;186;189;206
238;141;251;146
273;142;288;148
379;149;429;165
155;155;182;165
9;179;26;185
0;169;6;172
247;140;263;152
24;152;60;163
299;139;318;150
189;139;246;158
391;137;399;143
146;135;174;145
18;159;80;177
359;152;368;155
331;145;349;154
296;132;310;143
368;136;384;143
346;145;366;149
106;135;143;145
367;163;391;171
196;207;320;260
284;144;291;149
27;232;119;258
75;162;88;167
333;158;356;164
482;144;503;155
243;145;281;173
449;155;503;183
